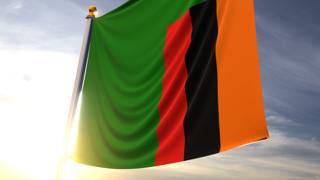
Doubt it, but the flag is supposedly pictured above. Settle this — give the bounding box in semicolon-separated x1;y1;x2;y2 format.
72;0;269;169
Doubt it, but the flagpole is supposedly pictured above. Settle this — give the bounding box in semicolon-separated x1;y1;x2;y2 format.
56;6;97;180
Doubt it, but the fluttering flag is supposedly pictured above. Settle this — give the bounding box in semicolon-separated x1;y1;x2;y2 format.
72;0;269;169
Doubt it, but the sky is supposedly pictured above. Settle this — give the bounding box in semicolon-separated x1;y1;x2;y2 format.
0;0;319;179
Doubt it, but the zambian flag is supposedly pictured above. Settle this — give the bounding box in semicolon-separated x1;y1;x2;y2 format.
72;0;269;169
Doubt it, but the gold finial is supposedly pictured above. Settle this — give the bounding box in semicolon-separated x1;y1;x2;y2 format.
88;6;98;18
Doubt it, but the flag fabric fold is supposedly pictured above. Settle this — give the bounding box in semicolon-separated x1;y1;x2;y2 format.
72;0;269;169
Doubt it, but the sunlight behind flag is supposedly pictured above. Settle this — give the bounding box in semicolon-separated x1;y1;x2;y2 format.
0;49;77;180
68;92;83;156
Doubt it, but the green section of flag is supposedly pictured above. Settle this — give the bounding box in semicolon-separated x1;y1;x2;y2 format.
73;0;205;168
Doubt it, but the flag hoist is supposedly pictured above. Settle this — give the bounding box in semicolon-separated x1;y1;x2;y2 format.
56;6;97;180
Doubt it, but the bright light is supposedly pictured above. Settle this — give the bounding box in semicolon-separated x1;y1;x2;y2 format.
68;92;83;156
94;11;99;17
0;49;78;179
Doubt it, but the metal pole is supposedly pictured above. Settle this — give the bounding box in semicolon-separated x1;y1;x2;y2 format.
56;6;97;180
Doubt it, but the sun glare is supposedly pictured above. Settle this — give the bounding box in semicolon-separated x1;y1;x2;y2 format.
94;11;99;17
68;93;83;156
0;49;77;179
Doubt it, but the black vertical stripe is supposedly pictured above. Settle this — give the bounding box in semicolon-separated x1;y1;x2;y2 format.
184;0;220;160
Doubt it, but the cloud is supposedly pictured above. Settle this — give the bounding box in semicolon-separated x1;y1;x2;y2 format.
254;1;320;138
4;1;23;13
0;0;89;54
0;0;128;54
256;13;320;92
267;115;298;126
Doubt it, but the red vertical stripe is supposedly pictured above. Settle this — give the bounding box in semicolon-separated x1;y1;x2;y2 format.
156;11;192;165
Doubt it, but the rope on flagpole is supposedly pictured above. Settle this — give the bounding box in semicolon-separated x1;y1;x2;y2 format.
56;6;97;180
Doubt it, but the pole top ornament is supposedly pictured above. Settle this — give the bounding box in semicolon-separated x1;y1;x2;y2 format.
88;6;98;17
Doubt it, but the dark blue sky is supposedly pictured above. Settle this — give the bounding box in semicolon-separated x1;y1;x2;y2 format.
0;0;319;179
255;0;320;139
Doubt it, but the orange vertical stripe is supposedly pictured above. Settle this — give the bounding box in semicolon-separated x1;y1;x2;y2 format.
216;0;269;152
156;11;192;165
